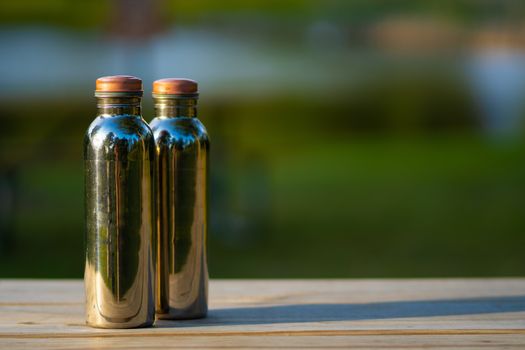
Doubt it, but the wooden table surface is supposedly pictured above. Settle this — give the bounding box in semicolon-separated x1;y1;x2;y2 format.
0;279;524;349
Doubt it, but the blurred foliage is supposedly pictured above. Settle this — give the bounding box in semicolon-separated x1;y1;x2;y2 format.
0;0;109;28
2;0;525;28
332;75;478;134
166;0;525;24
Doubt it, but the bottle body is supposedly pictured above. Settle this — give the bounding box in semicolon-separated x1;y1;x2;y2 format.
151;96;209;319
84;95;155;328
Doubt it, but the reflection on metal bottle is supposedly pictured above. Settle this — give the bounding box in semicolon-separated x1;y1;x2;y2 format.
150;78;209;319
84;76;155;328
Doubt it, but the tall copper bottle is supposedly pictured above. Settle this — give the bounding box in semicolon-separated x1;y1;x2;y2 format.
84;76;155;328
150;78;209;319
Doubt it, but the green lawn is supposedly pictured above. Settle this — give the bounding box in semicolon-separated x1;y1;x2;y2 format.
1;109;524;278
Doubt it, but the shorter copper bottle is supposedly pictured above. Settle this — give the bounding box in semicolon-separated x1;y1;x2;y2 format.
150;78;209;319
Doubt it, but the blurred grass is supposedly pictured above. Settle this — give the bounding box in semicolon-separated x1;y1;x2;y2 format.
211;136;525;277
1;133;524;278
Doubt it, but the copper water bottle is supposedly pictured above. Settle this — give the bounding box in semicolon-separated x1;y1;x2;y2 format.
84;75;155;328
150;78;209;319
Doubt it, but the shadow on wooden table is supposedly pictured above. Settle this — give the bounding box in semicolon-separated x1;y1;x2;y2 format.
156;296;525;327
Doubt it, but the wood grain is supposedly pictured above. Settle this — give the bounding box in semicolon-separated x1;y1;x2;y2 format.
0;279;524;349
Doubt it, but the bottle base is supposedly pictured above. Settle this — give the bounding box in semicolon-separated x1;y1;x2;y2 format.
156;310;207;321
86;319;154;329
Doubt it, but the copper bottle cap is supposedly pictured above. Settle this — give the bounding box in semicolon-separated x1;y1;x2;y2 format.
153;78;198;96
95;75;143;94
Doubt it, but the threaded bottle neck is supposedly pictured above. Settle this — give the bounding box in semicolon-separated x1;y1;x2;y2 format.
153;95;198;118
96;95;142;116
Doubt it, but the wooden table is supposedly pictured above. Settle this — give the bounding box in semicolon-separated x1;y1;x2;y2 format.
1;279;524;349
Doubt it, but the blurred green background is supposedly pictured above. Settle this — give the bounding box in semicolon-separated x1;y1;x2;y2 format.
0;0;524;278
